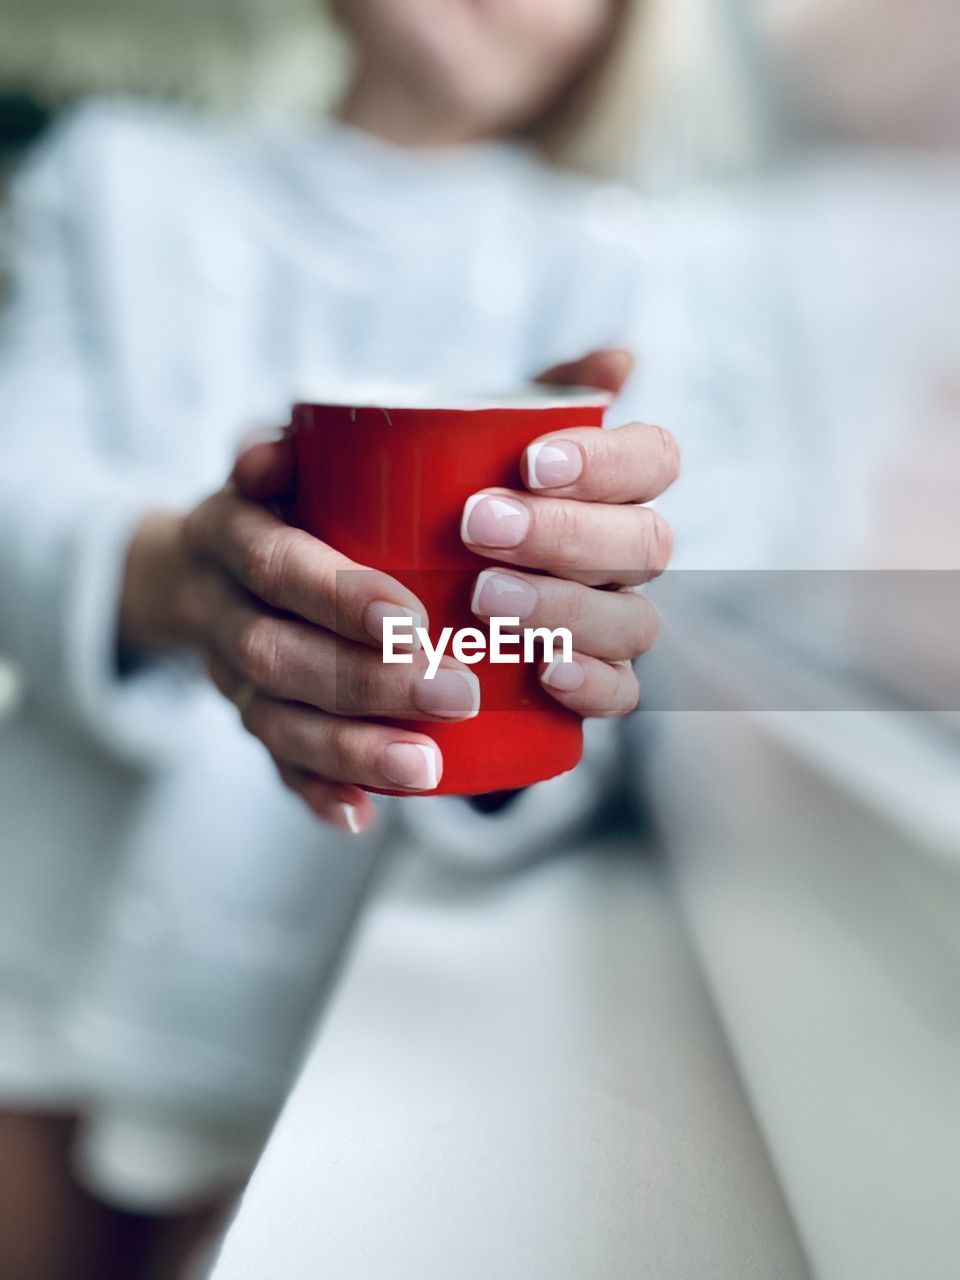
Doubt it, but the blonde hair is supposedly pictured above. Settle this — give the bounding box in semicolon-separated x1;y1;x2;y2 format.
530;0;654;181
536;0;778;189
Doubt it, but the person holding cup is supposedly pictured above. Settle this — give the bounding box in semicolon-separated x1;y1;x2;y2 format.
0;1;684;1274
165;360;675;820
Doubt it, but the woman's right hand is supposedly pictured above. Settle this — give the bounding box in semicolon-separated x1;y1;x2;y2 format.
119;447;479;834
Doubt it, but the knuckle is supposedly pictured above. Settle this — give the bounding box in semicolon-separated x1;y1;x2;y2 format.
594;665;639;717
554;581;591;636
540;502;583;569
622;670;642;714
593;664;639;717
592;696;621;720
641;601;661;650
328;722;376;780
622;595;660;657
234;614;282;688
652;424;681;485
241;528;288;600
340;653;382;714
639;509;674;574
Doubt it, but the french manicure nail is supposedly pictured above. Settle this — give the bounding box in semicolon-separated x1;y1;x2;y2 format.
461;494;529;548
380;742;441;791
471;569;538;620
526;439;583;489
339;802;362;834
364;601;423;649
541;658;585;692
413;667;481;719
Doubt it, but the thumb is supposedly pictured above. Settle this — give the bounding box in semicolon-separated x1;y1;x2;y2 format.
231;431;296;502
536;348;635;397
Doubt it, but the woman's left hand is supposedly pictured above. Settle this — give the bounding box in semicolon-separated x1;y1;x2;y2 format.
463;349;678;718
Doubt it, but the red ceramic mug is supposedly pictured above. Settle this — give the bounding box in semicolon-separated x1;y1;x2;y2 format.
291;387;610;796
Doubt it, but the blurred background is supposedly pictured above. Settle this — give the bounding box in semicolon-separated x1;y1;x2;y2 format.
0;0;773;197
0;0;344;126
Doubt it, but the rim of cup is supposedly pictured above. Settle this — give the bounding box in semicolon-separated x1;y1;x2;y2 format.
293;382;614;413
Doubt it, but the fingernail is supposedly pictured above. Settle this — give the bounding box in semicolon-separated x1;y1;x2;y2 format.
339;802;363;835
413;668;480;719
461;494;529;548
380;742;441;791
471;569;538;620
364;602;423;649
526;439;583;489
541;658;585;692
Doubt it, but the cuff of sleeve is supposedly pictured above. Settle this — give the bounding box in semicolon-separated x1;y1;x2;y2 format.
398;718;622;871
62;482;220;765
0;467;217;766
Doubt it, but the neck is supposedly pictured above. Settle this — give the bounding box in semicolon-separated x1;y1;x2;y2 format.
338;62;488;149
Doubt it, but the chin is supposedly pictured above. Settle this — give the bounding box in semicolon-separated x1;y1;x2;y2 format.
346;0;498;113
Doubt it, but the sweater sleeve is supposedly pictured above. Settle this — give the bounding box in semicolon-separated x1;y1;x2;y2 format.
0;111;213;764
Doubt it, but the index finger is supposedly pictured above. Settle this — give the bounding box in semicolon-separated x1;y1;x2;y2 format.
536;348;635;396
184;491;427;647
522;421;680;504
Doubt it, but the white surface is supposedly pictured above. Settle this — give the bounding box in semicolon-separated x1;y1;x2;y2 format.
649;712;960;1280
639;157;960;1277
649;600;960;860
0;0;343;118
212;842;809;1280
641;571;960;1276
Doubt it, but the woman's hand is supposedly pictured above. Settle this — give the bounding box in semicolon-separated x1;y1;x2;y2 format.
119;474;480;835
463;349;678;717
122;349;676;833
234;349;677;727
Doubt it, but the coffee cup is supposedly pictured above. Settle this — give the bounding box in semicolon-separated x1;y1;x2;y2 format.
291;385;610;795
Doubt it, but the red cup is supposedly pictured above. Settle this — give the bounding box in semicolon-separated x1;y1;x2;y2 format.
291;387;610;796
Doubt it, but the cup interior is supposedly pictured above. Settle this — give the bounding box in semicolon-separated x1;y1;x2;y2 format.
294;382;613;412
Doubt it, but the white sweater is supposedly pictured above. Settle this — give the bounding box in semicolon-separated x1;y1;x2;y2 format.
0;101;675;1199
